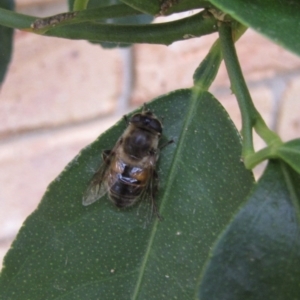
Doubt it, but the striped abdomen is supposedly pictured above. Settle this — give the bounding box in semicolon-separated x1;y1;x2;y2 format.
108;162;150;208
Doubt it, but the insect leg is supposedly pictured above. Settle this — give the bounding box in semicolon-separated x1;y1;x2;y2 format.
142;103;148;112
159;139;174;150
102;150;112;164
123;114;129;126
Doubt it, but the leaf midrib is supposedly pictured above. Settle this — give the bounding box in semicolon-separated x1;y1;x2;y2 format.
131;89;197;299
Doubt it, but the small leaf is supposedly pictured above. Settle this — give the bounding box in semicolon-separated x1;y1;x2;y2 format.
276;139;300;174
0;90;253;299
199;160;300;300
71;0;89;11
0;0;14;85
209;0;300;57
193;39;222;90
193;22;246;90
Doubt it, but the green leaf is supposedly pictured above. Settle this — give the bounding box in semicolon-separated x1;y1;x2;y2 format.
276;139;300;174
68;0;152;27
0;89;253;299
199;160;300;300
193;22;246;90
120;0;159;15
73;0;153;49
209;0;300;57
74;3;143;20
69;0;117;11
163;0;212;16
43;11;217;45
0;8;217;45
193;38;223;90
30;4;144;31
121;0;212;15
0;0;14;85
72;0;89;11
243;138;300;171
0;7;34;29
81;0;153;48
71;0;153;48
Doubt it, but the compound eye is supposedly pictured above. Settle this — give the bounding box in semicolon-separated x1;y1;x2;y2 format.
149;119;162;133
130;112;162;133
130;113;142;123
143;117;151;125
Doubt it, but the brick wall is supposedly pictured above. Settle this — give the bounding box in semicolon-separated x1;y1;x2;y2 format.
1;1;300;266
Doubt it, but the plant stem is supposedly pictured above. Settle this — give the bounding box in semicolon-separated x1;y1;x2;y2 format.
218;21;281;161
193;23;247;91
253;114;281;146
218;22;256;157
244;146;275;169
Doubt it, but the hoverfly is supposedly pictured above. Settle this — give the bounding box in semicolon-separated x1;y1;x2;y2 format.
82;105;172;219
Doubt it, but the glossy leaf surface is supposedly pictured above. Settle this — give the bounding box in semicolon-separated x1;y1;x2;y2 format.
0;0;14;85
199;160;300;300
209;0;300;56
0;90;253;299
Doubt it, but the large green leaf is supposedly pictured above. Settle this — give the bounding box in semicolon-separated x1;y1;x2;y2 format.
199;160;300;300
209;0;300;57
0;89;253;299
0;0;14;85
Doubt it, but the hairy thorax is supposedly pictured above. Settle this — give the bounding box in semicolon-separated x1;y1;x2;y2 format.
122;126;160;164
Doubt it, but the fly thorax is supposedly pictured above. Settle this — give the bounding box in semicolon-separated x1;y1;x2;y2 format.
123;129;158;158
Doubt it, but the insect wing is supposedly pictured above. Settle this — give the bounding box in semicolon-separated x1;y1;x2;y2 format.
82;148;121;206
82;148;114;206
82;164;109;206
137;166;161;221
